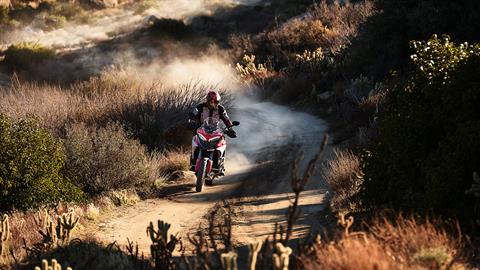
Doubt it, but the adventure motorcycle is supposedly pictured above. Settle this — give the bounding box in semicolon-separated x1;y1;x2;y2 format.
191;117;239;192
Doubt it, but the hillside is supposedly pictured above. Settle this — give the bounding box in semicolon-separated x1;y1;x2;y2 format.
0;0;479;269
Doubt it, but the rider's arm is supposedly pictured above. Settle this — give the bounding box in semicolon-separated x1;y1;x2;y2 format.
191;104;204;123
218;105;233;128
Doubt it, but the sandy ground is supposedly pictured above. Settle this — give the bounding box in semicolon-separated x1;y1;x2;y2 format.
86;100;330;256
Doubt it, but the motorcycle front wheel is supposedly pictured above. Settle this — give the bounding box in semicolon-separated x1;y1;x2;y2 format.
195;159;207;192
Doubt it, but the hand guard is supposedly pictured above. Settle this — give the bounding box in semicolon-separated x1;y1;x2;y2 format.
225;128;237;138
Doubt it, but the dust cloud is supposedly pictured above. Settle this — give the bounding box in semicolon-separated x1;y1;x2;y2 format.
1;0;264;49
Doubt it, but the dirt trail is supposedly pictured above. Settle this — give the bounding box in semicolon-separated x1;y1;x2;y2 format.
90;99;330;255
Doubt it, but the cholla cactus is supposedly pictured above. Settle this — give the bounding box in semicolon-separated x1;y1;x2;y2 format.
220;251;238;270
57;211;79;243
34;209;50;228
0;214;10;262
235;54;268;80
248;240;262;270
39;218;58;247
294;48;325;73
337;213;354;238
39;211;79;247
34;259;73;270
147;220;180;270
337;213;367;241
272;243;292;270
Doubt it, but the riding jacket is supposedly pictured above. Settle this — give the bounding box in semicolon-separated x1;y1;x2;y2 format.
192;103;232;127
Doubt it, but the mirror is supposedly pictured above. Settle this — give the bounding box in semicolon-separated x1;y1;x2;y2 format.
232;121;240;126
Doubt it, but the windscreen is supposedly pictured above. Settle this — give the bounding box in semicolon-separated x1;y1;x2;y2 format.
201;117;221;134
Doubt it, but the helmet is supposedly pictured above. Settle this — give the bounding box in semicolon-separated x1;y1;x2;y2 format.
206;91;221;103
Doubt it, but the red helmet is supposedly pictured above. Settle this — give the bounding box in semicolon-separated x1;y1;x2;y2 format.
206;91;221;103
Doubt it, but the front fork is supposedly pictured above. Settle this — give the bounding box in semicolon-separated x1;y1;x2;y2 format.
195;150;213;174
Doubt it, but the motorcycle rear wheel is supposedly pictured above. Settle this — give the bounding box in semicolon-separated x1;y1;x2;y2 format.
195;159;207;192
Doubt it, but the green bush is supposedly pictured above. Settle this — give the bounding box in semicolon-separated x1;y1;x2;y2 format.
4;42;55;71
361;35;480;220
0;114;84;213
343;0;480;79
63;122;160;196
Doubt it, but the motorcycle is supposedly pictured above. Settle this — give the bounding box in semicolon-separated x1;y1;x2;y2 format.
191;117;239;192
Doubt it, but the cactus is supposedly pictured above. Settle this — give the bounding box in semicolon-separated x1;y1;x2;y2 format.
248;240;262;270
39;211;79;247
337;213;368;241
0;214;10;263
147;220;180;270
57;211;79;243
220;251;238;270
34;209;50;228
337;213;354;237
272;243;292;270
39;218;57;247
34;259;73;270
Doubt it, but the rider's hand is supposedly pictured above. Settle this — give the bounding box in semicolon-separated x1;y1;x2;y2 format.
226;128;237;138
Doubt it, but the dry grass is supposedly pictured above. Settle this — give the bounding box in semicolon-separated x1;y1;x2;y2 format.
322;149;363;212
238;0;376;69
157;148;190;175
0;70;221;149
301;215;468;270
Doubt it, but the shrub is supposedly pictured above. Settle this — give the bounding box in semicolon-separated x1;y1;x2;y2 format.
301;215;465;270
343;0;480;79
323;149;363;212
0;114;84;213
4;42;55;71
239;0;375;70
22;239;136;270
157;149;189;175
0;72;224;150
361;35;480;220
63;122;160;196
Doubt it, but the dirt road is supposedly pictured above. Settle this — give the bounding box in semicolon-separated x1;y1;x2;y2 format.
91;99;330;255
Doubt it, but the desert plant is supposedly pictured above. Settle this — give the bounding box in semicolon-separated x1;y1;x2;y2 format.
147;220;180;270
220;252;238;270
284;135;327;244
322;149;363;212
301;214;465;270
272;243;292;270
3;42;55;71
361;35;480;220
63;122;161;196
0;215;9;266
157;149;189;175
0;114;84;213
31;211;79;255
34;258;72;270
24;238;136;270
183;201;233;269
236;55;269;81
247;240;262;270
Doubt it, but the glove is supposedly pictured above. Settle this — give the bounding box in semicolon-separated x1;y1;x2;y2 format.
187;119;199;130
226;128;237;138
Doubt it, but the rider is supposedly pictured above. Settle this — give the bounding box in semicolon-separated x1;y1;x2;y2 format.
189;91;236;173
